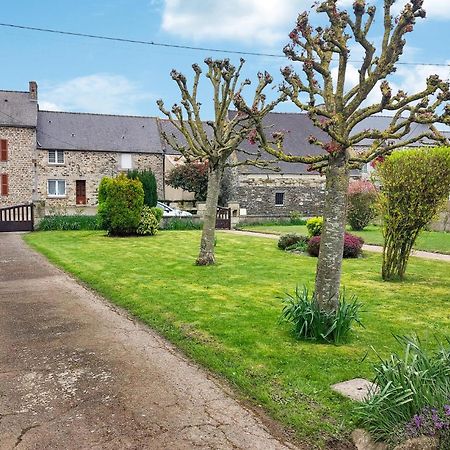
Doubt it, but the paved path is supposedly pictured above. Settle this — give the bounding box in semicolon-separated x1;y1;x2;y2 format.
0;233;297;450
223;230;450;263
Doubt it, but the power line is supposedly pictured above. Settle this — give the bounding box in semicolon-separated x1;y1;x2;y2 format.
1;22;450;68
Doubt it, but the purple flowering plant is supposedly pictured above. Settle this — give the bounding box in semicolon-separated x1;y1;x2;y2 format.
404;404;450;448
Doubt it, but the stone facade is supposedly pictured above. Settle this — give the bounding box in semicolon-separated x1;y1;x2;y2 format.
35;149;164;213
235;173;325;217
0;126;36;208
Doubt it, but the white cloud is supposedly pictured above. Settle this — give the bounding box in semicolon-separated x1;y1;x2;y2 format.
161;0;306;44
392;0;450;19
40;74;153;115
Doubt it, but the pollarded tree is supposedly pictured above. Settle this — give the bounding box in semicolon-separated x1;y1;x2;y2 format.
157;58;280;265
235;0;450;311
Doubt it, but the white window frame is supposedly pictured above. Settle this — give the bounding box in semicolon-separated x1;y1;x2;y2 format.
47;179;66;197
120;153;132;170
48;150;65;165
275;192;285;206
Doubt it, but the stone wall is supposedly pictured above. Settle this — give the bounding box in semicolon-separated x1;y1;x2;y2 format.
0;126;36;208
235;173;325;217
35;149;164;212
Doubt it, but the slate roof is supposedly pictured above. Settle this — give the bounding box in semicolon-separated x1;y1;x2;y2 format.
232;111;441;175
231;111;328;175
37;110;163;154
0;90;37;128
158;118;215;155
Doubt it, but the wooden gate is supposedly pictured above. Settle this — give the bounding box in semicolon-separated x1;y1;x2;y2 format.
215;206;231;230
0;204;34;232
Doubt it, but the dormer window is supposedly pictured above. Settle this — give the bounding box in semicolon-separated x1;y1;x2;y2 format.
48;150;64;165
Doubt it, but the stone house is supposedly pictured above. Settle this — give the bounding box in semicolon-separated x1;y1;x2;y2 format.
0;82;165;214
229;111;436;221
1;81;444;226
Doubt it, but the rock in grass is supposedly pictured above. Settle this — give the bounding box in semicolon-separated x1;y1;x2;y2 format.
351;429;388;450
393;436;439;450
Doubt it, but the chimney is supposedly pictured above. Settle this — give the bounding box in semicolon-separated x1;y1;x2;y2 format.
29;81;38;100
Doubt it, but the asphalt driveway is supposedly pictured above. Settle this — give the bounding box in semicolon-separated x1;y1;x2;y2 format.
0;233;296;450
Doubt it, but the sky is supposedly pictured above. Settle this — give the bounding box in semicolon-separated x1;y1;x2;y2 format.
1;0;450;120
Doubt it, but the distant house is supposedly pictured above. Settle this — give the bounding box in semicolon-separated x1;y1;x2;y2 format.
0;82;165;214
0;81;442;223
228;111;437;219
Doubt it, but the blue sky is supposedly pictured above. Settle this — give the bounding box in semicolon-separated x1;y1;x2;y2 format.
1;0;450;119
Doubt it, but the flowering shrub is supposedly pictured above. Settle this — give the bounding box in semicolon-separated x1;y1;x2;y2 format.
347;180;378;231
306;216;323;237
137;206;159;236
307;233;364;258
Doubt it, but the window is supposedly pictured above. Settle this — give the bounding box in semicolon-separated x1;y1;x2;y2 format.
1;174;8;196
275;192;285;206
48;150;64;164
120;153;132;170
0;139;8;161
48;179;66;197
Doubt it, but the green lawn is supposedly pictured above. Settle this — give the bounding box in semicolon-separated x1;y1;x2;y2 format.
24;231;450;448
240;224;450;254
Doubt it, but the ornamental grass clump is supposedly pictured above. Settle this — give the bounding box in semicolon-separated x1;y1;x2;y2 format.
377;147;450;281
356;336;450;446
280;286;363;344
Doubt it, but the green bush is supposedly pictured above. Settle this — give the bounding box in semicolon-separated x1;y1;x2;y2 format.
137;206;159;236
377;147;450;280
164;217;202;230
278;233;309;251
306;216;323;237
280;286;363;344
356;336;450;446
289;211;306;225
97;173;144;236
127;169;158;207
150;206;163;222
347;180;378;231
37;215;100;231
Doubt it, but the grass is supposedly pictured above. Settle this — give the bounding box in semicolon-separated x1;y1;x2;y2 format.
240;224;450;255
24;230;450;448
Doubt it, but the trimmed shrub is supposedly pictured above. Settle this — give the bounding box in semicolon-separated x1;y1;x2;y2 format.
278;233;308;250
356;336;450;446
307;233;364;258
127;169;158;207
137;206;159;236
280;286;363;344
347;180;378;231
37;215;100;231
97;173;144;236
306;216;323;237
377;147;450;280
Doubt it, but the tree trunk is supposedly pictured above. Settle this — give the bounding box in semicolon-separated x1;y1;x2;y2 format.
314;153;350;312
196;164;223;266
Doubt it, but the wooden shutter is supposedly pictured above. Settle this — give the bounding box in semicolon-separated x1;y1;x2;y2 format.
1;174;8;196
0;140;7;161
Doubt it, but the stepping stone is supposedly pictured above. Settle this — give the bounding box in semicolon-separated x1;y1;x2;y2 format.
331;378;378;401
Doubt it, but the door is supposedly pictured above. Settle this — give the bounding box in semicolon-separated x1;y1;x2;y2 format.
76;180;87;205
